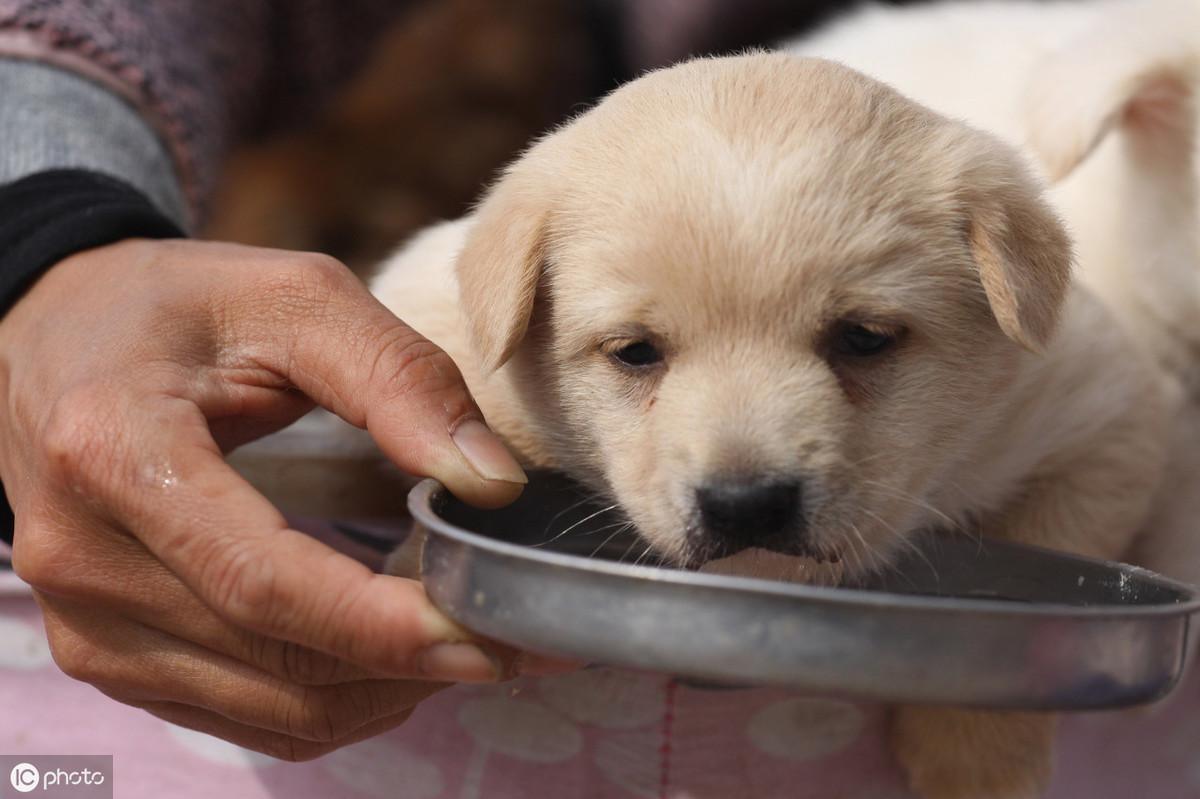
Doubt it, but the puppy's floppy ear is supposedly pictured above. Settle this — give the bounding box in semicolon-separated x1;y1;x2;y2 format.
456;171;548;372
960;145;1074;352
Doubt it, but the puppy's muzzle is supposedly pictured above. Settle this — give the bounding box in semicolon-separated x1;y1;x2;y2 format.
694;477;806;558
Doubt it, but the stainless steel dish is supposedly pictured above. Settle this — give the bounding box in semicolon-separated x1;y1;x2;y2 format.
410;471;1200;709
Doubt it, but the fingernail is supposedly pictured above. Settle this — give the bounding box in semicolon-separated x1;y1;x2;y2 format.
420;605;472;642
417;642;502;683
515;652;587;677
451;419;528;485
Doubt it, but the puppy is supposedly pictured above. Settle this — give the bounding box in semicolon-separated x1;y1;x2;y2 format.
372;55;1169;799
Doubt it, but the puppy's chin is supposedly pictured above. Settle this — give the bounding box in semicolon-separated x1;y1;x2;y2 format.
698;547;845;587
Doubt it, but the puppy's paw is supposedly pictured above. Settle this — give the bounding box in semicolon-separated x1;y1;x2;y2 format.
891;706;1055;799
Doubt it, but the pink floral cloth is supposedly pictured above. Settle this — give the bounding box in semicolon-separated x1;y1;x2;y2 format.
1;530;1198;798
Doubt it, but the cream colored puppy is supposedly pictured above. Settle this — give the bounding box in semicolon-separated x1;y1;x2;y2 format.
370;54;1169;799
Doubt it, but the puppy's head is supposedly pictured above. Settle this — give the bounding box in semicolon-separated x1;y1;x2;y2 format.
457;55;1071;575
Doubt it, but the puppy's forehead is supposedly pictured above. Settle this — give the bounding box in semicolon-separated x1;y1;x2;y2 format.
552;54;953;196
542;55;973;328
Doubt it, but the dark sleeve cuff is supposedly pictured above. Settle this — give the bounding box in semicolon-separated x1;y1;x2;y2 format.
0;486;11;551
0;168;185;546
0;169;185;315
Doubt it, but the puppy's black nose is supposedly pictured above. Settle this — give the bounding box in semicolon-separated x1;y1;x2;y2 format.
696;478;801;551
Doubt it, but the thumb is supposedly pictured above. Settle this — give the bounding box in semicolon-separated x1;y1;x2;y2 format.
258;256;527;509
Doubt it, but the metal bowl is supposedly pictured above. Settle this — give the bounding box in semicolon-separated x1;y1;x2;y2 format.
409;471;1200;709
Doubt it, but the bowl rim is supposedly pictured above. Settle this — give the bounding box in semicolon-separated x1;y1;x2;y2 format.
408;477;1200;621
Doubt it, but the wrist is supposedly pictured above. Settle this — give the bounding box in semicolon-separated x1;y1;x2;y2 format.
0;169;185;318
0;169;185;547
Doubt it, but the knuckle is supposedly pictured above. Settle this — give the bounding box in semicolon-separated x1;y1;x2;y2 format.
294;254;352;305
337;681;391;728
249;633;345;686
367;327;464;405
285;687;343;743
266;254;351;308
200;538;286;631
304;583;384;670
296;252;349;287
262;702;416;761
47;632;105;684
279;642;343;686
11;522;64;591
41;387;118;491
253;732;312;762
271;737;334;763
397;706;417;725
249;254;354;329
288;682;393;743
94;685;140;707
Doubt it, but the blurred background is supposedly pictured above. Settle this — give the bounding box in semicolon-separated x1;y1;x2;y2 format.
203;0;931;273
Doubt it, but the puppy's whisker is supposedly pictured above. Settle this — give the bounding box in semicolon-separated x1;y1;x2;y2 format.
845;521;872;582
615;525;644;562
535;503;621;548
846;519;911;587
582;519;637;539
540;494;612;540
546;519;633;556
632;542;657;567
860;479;964;536
857;505;939;584
849;518;917;589
588;525;632;559
847;451;892;469
613;527;652;565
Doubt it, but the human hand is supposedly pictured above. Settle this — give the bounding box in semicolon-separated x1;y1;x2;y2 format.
0;239;554;759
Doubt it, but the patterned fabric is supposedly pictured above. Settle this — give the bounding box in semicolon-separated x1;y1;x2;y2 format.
0;0;414;218
2;522;1199;798
0;59;186;223
0;169;183;332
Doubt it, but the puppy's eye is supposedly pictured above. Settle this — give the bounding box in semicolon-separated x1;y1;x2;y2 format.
835;323;897;357
611;341;663;368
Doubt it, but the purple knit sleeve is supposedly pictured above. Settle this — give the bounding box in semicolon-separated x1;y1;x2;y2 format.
0;0;409;220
